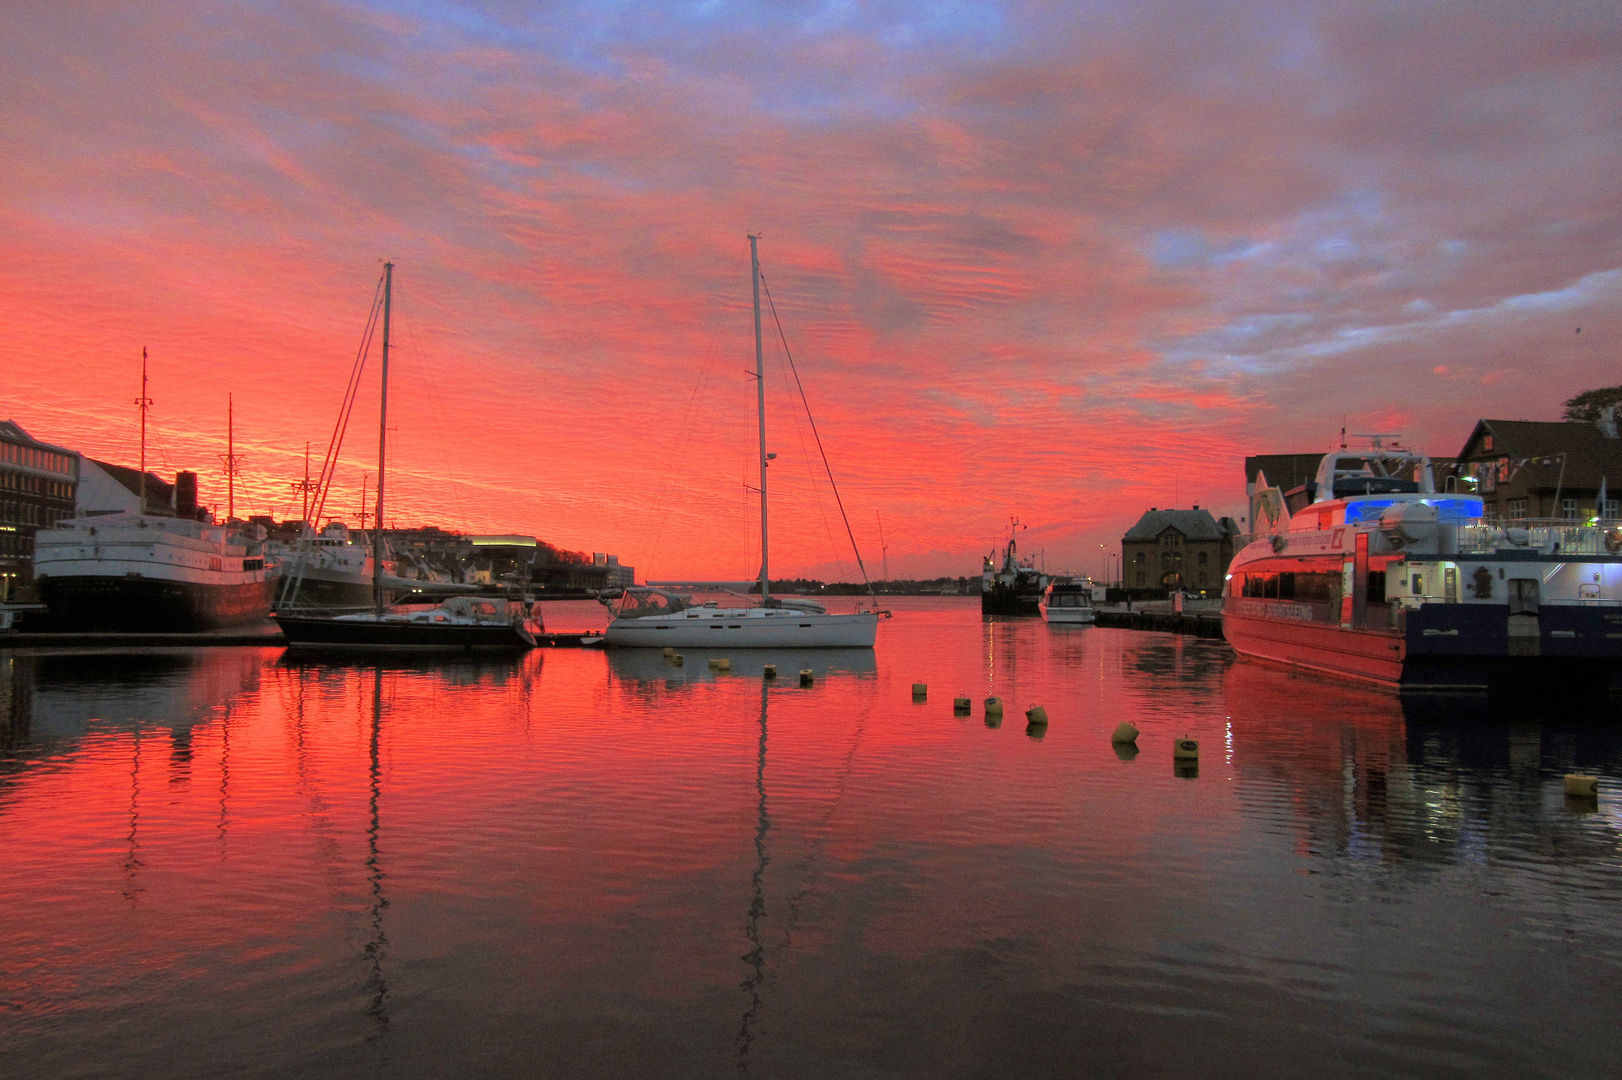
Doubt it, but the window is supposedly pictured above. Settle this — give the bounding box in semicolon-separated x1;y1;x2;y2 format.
1483;435;1493;451
1562;498;1579;520
1136;571;1146;585
1606;500;1619;519
1507;498;1527;519
1197;551;1208;566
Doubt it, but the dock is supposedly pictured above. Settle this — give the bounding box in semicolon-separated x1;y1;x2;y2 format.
1094;601;1226;639
0;626;604;649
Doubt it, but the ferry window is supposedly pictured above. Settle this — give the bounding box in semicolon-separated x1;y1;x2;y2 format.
1366;571;1385;604
1278;573;1295;600
1411;574;1424;596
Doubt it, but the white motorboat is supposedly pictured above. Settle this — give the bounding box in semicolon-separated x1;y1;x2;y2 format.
605;236;884;649
1039;579;1095;624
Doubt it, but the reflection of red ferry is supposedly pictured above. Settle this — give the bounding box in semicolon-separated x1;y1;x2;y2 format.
1224;442;1622;691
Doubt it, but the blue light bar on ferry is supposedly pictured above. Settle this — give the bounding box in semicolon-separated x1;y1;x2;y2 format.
1344;497;1484;524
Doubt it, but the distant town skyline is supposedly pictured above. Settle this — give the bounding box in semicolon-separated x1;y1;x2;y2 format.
5;0;1618;580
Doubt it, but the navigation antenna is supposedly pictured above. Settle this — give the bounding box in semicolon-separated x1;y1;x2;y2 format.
219;393;246;522
289;442;319;526
135;347;153;511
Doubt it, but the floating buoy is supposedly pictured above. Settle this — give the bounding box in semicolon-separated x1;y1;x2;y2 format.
1173;737;1199;760
953;696;971;713
1112;721;1140;745
1025;705;1048;726
912;682;928;700
718;658;731;670
672;654;684;666
708;658;722;669
662;647;674;658
800;669;814;686
763;664;776;679
984;696;1003;716
1565;774;1599;797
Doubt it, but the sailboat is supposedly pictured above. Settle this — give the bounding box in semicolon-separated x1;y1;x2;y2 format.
273;264;537;653
603;237;883;649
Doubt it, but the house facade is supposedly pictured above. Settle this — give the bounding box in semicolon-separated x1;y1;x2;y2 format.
1121;506;1241;598
1451;419;1622;521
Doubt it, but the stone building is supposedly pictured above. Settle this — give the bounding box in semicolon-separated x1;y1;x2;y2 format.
1121;506;1241;598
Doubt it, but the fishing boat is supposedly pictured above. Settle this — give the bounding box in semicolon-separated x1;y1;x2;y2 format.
32;355;278;631
603;236;883;649
981;519;1047;615
1223;439;1622;691
273;263;535;654
1039;578;1095;624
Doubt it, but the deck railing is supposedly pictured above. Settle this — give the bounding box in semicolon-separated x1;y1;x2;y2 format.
1454;520;1616;557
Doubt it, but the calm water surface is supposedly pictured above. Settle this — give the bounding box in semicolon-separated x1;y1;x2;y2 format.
2;597;1619;1078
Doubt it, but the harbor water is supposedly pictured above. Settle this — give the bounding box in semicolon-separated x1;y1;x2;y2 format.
2;597;1619;1078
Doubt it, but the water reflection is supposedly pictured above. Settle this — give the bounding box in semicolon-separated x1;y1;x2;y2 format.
1;603;1619;1078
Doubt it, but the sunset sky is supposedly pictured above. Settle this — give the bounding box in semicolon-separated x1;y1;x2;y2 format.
4;0;1619;580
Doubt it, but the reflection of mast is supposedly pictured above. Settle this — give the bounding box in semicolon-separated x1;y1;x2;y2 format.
364;667;391;1040
736;680;770;1069
124;727;144;903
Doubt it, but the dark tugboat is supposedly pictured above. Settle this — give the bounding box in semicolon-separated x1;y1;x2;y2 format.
980;518;1047;616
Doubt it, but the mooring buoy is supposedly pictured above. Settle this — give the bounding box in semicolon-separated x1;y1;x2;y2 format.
1112;721;1140;745
912;682;928;700
800;669;814;686
763;664;776;679
953;696;971;713
1025;705;1048;726
1565;774;1599;797
1173;737;1199;760
985;696;1003;716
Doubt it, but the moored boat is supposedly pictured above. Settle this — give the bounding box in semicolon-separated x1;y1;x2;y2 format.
981;520;1046;615
34;511;277;631
276;595;538;652
1223;441;1622;692
603;236;883;649
1039;578;1095;624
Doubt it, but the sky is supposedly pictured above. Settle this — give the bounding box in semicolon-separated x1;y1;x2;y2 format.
3;0;1619;581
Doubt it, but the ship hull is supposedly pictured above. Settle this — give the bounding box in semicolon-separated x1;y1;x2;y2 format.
274;614;536;652
1040;604;1096;624
39;575;275;632
981;583;1041;616
604;612;879;648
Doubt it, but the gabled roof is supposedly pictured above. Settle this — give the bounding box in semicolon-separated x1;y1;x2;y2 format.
1459;420;1622;490
87;458;173;504
1244;453;1324;489
1;419;75;455
1123;508;1227;542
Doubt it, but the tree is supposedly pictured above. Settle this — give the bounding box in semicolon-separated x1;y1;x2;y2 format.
1563;385;1622;423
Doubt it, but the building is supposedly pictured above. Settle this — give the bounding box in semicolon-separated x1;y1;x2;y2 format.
1451;418;1622;521
76;458;180;516
1244;453;1323;532
1121;506;1241;598
0;421;79;601
593;552;635;589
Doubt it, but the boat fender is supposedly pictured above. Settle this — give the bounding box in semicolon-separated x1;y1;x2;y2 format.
1606;529;1622;554
1271;535;1287;553
912;682;927;700
1112;721;1139;745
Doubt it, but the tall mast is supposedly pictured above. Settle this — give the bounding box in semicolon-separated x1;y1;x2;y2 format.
136;347;153;512
226;394;235;522
750;235;769;603
374;262;393;616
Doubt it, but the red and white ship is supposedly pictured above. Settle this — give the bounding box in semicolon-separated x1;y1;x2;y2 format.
1223;442;1622;692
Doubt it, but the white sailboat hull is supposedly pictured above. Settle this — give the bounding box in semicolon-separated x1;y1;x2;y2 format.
605;609;879;648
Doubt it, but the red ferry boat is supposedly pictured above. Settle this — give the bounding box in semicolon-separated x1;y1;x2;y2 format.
1223;443;1622;692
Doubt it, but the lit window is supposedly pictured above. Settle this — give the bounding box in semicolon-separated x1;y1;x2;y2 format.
1562;498;1579;519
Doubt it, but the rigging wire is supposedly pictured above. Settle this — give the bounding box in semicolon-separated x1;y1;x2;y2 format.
309;273;385;528
758;272;876;600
